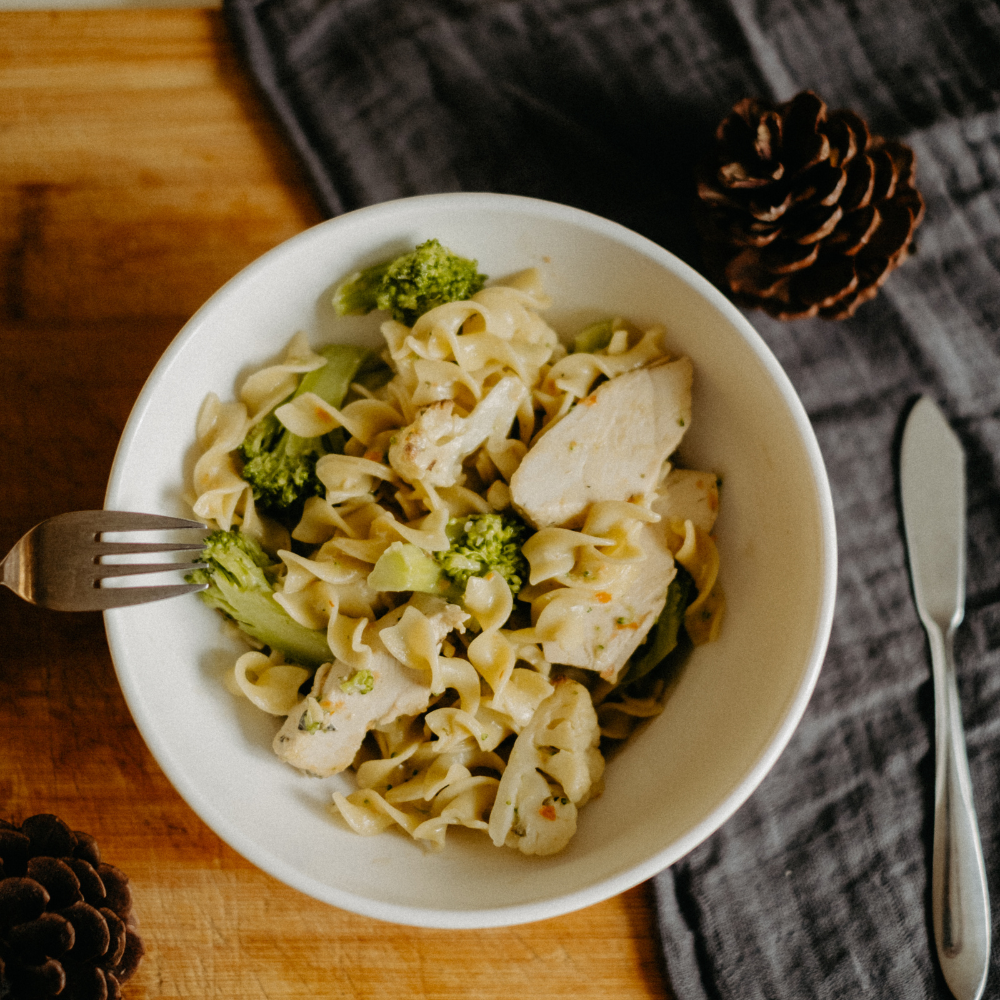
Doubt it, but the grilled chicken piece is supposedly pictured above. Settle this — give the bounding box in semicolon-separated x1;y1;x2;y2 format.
274;596;467;777
510;358;693;528
653;468;720;533
536;521;677;683
538;468;719;680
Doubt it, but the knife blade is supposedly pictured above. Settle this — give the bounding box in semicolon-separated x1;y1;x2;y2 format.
900;396;991;1000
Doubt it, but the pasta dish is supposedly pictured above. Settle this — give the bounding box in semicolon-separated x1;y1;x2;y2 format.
186;252;724;856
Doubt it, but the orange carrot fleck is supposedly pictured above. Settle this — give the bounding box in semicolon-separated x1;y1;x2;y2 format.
595;591;612;603
581;393;599;407
539;804;557;821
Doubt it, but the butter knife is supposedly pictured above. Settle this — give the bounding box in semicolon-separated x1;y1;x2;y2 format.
900;396;991;1000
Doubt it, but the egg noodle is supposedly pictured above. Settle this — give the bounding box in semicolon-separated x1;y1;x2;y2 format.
187;266;724;855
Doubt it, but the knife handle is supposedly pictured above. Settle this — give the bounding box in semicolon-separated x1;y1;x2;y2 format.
927;621;991;1000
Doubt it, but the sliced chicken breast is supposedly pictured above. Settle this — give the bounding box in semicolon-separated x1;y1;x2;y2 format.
274;597;467;777
653;468;720;533
535;521;677;683
511;358;693;528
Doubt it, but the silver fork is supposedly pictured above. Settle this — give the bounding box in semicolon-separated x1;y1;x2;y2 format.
1;511;209;612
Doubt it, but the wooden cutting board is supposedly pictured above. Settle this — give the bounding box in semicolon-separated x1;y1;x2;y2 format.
0;10;674;998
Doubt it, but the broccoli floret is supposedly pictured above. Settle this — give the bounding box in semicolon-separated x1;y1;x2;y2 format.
365;512;531;598
435;512;530;596
238;343;380;526
333;239;487;326
239;413;326;522
187;529;331;668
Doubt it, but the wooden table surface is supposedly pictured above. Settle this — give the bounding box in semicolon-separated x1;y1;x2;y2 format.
0;11;674;998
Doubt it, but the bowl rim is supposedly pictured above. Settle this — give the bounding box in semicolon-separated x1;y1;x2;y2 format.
105;191;837;928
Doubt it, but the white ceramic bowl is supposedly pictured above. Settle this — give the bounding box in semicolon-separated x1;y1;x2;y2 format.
105;192;836;928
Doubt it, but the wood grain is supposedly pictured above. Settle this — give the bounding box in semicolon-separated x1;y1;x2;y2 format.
0;11;674;998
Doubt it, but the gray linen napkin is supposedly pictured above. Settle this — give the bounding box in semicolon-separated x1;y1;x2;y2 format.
223;0;1000;995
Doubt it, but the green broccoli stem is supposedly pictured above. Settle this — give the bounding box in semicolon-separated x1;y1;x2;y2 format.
189;529;332;667
331;261;392;316
298;343;373;404
570;319;615;355
201;575;332;668
367;541;447;594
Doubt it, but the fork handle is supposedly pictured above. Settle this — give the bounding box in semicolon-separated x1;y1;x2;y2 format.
929;621;991;1000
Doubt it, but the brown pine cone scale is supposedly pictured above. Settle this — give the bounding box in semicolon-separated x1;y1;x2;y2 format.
0;815;144;1000
697;90;925;319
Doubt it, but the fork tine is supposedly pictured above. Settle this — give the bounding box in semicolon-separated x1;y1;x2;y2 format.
94;511;208;533
94;541;206;555
94;561;207;581
51;510;207;535
95;581;209;610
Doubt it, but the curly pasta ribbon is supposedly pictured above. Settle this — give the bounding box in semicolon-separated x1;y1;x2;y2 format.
332;789;421;837
278;549;368;593
233;651;312;716
273;577;340;631
315;454;399;504
411;778;500;847
380;605;445;693
671;519;725;645
191;393;251;530
597;691;666;740
333;776;501;849
275;392;403;446
581;501;661;564
463;574;553;726
521;528;612;585
423;705;512;752
239;332;327;424
328;613;372;670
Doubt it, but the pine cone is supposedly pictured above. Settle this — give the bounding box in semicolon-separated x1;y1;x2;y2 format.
0;815;144;1000
696;90;925;319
